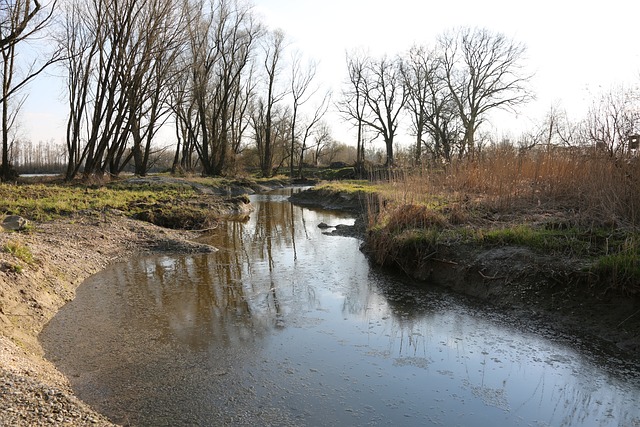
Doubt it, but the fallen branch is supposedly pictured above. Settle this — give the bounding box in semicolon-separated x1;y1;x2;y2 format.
617;309;640;328
478;270;505;280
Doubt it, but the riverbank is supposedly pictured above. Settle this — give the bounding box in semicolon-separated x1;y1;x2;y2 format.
1;175;638;425
289;185;640;359
0;176;269;426
0;209;226;426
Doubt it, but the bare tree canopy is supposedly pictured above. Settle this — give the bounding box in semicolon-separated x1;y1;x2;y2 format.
1;0;57;182
339;53;407;167
0;0;43;49
339;27;532;167
337;50;369;174
438;26;534;158
401;44;461;164
253;28;288;177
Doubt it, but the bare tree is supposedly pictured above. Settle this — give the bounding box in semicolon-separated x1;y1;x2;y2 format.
288;51;316;178
255;28;287;177
360;55;407;167
123;0;186;176
295;90;330;178
60;0;191;180
438;27;533;159
0;0;58;181
583;86;640;156
337;50;368;175
401;44;462;164
401;46;429;165
60;0;132;179
186;0;261;176
312;121;331;166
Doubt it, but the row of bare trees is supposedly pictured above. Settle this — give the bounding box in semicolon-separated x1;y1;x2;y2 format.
339;27;640;170
2;1;639;182
1;0;335;182
59;0;335;181
339;27;534;169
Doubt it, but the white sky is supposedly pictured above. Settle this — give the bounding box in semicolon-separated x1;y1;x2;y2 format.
253;0;640;144
22;0;640;147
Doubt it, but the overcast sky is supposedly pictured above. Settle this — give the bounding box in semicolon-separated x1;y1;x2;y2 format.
23;0;640;147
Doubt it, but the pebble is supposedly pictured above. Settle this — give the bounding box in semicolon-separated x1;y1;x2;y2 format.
0;369;115;426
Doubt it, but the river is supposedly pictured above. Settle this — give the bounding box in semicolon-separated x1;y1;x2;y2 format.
40;188;640;426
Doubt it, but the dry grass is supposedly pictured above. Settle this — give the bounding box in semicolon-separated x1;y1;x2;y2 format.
374;147;640;229
365;147;640;294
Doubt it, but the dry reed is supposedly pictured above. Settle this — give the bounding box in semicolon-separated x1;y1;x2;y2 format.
373;147;640;230
365;147;640;293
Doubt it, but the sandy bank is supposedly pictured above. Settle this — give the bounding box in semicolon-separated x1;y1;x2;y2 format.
0;211;215;426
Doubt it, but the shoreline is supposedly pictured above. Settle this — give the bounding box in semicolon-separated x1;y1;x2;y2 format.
1;181;638;425
0;211;215;426
289;188;640;359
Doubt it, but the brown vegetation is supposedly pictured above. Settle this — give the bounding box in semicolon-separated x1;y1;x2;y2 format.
366;146;640;293
355;147;640;354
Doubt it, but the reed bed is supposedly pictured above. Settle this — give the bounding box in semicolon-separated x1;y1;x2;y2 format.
371;147;640;229
364;147;640;294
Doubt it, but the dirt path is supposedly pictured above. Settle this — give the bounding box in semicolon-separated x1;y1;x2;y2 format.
0;210;215;426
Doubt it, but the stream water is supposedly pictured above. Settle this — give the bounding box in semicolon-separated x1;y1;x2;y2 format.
41;188;640;426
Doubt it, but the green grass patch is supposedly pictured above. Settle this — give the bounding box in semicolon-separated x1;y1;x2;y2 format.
392;228;443;247
3;241;34;265
592;237;640;294
478;225;591;255
0;181;199;221
316;180;381;194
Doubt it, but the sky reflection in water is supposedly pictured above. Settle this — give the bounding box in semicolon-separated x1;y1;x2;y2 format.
41;189;640;426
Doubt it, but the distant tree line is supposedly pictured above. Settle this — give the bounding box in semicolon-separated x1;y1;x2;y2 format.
1;1;639;182
338;28;640;171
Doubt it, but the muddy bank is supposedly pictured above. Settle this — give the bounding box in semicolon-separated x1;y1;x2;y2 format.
290;188;640;359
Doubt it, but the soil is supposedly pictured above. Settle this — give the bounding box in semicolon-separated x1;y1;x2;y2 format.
0;208;222;426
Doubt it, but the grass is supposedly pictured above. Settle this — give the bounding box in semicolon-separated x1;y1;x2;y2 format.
315;180;382;194
2;181;194;216
2;241;34;273
478;225;592;255
360;147;640;294
0;178;222;229
591;236;640;293
0;182;187;221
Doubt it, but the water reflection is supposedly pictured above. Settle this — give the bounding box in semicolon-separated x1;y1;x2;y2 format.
41;188;640;427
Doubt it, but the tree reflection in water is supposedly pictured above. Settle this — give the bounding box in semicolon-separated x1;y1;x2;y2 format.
41;188;640;427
